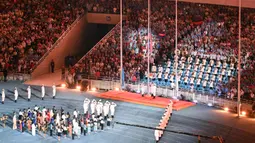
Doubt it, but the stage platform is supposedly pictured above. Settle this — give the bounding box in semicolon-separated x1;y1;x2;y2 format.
96;91;195;110
25;69;63;86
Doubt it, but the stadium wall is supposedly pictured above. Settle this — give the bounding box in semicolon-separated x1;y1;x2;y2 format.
87;13;127;24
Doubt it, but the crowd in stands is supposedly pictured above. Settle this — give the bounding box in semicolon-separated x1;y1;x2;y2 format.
0;0;86;73
75;0;255;102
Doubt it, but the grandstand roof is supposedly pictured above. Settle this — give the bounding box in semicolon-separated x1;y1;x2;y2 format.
178;0;255;8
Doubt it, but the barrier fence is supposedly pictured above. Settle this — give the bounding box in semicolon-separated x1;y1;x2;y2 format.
80;77;253;114
0;72;31;82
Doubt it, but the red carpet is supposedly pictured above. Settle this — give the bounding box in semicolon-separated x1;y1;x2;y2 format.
95;91;195;110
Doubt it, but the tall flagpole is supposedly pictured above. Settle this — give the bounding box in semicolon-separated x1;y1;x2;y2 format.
237;0;241;117
120;0;123;90
147;0;151;94
175;0;179;98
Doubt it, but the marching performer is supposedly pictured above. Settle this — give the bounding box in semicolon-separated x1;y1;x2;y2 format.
110;102;117;118
140;83;145;97
27;86;31;101
103;101;110;119
96;100;102;116
169;100;173;116
32;123;36;136
2;89;5;104
90;99;97;114
73;109;78;119
151;83;156;99
14;87;18;103
41;84;45;100
13;112;17;130
83;98;90;114
52;83;56;99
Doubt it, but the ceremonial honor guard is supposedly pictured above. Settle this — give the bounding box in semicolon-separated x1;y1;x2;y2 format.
52;83;56;99
27;86;31;101
41;84;45;100
14;87;18;103
13;112;17;130
110;102;117;118
2;89;5;104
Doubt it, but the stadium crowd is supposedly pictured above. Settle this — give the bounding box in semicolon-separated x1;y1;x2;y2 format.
0;0;86;73
75;1;255;101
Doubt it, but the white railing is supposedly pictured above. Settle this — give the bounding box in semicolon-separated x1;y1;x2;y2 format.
80;78;253;114
31;13;85;72
76;22;120;65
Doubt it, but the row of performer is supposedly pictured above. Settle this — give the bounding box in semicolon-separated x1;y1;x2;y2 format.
8;99;117;141
1;84;57;103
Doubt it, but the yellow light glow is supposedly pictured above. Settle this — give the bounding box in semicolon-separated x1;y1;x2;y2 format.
241;111;246;116
91;87;96;92
224;107;229;112
115;87;120;91
61;83;66;88
76;85;81;90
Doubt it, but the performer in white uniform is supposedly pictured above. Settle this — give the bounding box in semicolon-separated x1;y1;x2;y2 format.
90;99;97;114
32;123;36;136
13;112;17;130
96;100;102;116
110;102;117;118
169;100;173;116
2;89;5;104
103;101;110;119
83;98;90;114
14;87;18;103
73;109;78;119
27;86;31;101
52;83;56;99
151;83;156;99
41;84;45;100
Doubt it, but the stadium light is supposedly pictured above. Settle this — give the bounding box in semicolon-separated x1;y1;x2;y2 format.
91;87;96;92
224;107;229;112
193;100;198;103
76;85;81;90
241;111;246;116
61;83;66;88
115;87;120;91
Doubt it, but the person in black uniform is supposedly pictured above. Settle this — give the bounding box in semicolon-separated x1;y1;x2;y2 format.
50;60;55;73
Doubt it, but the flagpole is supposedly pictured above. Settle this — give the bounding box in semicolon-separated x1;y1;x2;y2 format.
147;0;151;94
175;0;179;98
237;0;241;118
120;0;123;90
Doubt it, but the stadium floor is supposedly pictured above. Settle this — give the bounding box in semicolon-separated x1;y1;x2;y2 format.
0;81;254;143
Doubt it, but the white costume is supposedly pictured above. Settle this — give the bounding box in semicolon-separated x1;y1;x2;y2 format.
32;124;36;136
13;114;17;130
83;98;90;114
41;85;45;99
169;100;173;115
103;101;110;117
90;99;97;114
27;86;31;100
14;88;18;102
110;102;117;117
73;110;78;118
2;89;5;103
56;113;60;125
151;84;156;96
96;100;103;116
52;84;56;98
154;129;159;141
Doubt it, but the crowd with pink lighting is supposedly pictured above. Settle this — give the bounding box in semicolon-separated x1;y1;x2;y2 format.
0;0;86;73
75;1;255;101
